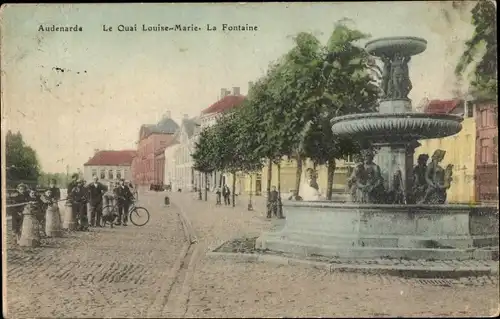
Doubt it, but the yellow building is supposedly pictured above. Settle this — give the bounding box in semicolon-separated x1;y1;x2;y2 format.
415;100;476;204
227;157;354;197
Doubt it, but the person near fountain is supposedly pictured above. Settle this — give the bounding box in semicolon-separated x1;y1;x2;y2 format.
419;149;452;204
268;186;283;219
298;168;322;201
351;148;385;203
412;153;429;203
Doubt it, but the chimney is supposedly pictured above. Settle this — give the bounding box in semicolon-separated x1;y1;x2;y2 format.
183;114;189;119
248;81;254;92
232;87;240;96
164;111;171;118
94;148;100;154
220;88;228;99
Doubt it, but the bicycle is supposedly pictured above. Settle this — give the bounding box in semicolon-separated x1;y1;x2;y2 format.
102;199;150;226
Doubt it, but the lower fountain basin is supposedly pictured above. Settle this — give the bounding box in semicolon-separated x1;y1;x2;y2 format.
256;201;499;260
330;112;463;142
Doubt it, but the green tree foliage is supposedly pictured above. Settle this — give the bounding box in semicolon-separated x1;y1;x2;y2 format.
455;0;497;101
192;126;219;201
6;130;41;186
303;21;380;199
37;172;69;188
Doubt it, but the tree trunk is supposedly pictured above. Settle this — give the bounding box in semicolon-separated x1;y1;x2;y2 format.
294;154;303;199
219;173;223;187
232;171;236;208
248;174;253;210
266;158;273;216
204;173;208;201
198;173;202;200
326;160;336;200
277;162;284;218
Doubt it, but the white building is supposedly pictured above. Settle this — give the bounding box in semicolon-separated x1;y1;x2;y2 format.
83;149;136;184
197;86;246;191
164;115;200;191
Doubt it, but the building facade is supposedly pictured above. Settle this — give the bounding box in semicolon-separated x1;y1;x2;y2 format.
194;86;246;192
131;112;179;187
83;149;136;184
163;115;200;191
474;100;498;203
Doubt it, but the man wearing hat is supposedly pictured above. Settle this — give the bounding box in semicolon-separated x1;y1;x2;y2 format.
67;173;79;197
70;179;89;230
114;178;134;226
86;175;106;227
10;183;30;240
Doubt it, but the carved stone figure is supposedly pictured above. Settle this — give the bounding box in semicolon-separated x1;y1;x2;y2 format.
418;149;452;204
380;54;392;97
388;53;412;99
388;169;406;204
412;153;429;203
350;148;386;204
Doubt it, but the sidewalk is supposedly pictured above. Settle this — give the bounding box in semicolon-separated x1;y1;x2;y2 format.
169;192;499;318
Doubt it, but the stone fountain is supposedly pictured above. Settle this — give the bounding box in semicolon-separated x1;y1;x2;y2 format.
256;37;499;260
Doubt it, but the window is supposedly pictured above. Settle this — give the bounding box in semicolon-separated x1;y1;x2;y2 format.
100;169;105;179
465;102;474;118
480;110;488;127
345;155;354;163
124;169;129;178
480;138;489;164
116;170;122;180
92;169;97;177
108;170;114;180
493;136;498;164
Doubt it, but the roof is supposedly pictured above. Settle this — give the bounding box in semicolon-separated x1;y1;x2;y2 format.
84;150;137;166
181;117;198;138
139;115;180;140
424;99;463;114
201;95;246;115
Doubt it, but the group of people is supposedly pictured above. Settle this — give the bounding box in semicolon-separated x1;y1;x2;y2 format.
67;174;136;230
9;174;137;240
215;185;232;206
9;179;63;238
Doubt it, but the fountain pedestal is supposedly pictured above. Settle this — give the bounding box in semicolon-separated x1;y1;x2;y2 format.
256;202;499;260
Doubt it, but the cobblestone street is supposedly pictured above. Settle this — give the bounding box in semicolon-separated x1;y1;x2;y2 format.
169;192;499;318
5;193;187;318
4;191;500;318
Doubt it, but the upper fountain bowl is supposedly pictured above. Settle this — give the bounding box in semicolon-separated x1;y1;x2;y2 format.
330;112;463;142
365;37;427;58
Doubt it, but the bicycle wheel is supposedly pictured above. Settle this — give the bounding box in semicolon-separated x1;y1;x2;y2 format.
129;206;150;226
102;205;118;218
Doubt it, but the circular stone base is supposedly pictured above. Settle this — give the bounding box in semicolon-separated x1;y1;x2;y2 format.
365;36;427;57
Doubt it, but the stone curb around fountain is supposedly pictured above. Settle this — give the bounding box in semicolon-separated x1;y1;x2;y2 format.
206;251;499;279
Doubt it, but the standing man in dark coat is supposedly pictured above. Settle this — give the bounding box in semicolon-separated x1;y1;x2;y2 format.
70;179;89;230
86;175;106;227
48;179;61;202
222;185;231;206
67;173;79;197
268;186;279;218
10;184;30;240
114;179;134;226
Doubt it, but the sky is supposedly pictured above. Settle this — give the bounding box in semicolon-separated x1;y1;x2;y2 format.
1;2;477;173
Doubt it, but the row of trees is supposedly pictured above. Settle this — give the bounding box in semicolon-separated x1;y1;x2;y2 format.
192;21;379;212
6;130;41;188
6;130;73;189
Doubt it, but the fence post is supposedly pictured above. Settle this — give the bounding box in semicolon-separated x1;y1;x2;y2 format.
45;204;63;237
62;201;77;230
